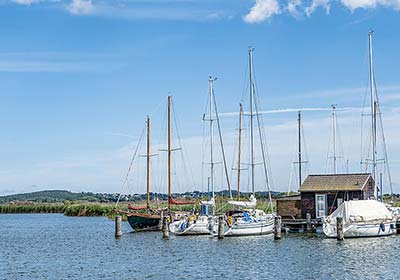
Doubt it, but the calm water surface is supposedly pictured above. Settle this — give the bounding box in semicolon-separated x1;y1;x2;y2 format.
0;214;398;279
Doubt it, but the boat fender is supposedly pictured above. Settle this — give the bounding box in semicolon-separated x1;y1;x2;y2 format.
379;223;385;232
189;215;196;222
180;222;187;230
390;224;395;230
227;216;233;226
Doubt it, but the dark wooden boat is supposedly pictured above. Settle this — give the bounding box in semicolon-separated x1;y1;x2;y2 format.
127;212;161;231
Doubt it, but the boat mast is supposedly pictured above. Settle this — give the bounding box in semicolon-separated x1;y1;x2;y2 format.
167;95;172;213
146;115;151;210
237;103;243;200
332;105;337;174
368;31;378;200
298;111;301;190
209;76;216;215
249;48;255;196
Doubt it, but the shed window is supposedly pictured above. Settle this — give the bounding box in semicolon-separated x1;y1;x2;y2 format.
316;194;326;218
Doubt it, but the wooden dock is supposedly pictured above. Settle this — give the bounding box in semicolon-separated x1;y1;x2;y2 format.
281;218;322;233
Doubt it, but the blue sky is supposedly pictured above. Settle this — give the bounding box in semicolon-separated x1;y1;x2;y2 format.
0;0;400;195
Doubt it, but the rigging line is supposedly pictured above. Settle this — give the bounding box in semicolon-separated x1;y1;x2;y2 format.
240;56;250;105
115;123;146;208
229;107;239;197
300;120;310;175
253;86;273;209
171;99;196;190
360;75;370;171
325;111;333;174
288;140;297;195
212;88;232;198
336;116;346;173
201;90;209;194
374;75;394;197
253;75;275;190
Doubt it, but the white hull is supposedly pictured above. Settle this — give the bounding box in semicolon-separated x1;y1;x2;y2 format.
224;218;274;237
169;215;215;236
323;221;396;238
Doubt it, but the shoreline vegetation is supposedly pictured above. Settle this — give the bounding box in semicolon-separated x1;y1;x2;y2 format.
0;198;276;218
1;190;399;218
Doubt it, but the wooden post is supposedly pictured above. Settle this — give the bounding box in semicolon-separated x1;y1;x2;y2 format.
218;216;224;239
274;216;282;240
115;215;122;238
162;215;169;239
396;219;400;234
337;217;344;241
306;213;312;232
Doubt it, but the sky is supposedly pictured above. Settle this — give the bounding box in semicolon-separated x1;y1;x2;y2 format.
0;0;400;196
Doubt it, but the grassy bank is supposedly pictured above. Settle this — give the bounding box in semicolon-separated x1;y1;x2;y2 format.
0;197;276;216
0;202;127;218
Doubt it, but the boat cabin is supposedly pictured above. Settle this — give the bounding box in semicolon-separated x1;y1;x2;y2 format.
299;173;375;219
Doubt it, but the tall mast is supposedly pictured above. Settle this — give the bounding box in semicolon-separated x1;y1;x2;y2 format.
368;30;377;199
332;105;337;174
298;111;302;190
167;95;172;212
237;103;243;200
209;77;215;202
146;115;151;210
249;48;255;196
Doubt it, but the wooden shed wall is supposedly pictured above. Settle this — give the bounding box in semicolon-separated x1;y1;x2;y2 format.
277;199;301;219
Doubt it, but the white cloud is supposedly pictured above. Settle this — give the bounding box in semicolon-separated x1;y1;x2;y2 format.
67;0;94;15
305;0;331;16
287;0;303;18
13;0;40;4
341;0;400;10
243;0;280;23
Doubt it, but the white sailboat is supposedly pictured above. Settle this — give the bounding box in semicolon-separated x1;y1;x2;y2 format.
169;77;224;235
323;200;396;238
223;48;275;237
323;31;396;238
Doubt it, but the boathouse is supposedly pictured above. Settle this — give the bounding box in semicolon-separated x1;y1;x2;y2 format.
299;173;375;219
276;195;301;219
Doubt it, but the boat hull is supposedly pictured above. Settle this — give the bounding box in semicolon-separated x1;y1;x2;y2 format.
169;215;215;236
224;218;274;237
127;212;161;232
323;221;396;238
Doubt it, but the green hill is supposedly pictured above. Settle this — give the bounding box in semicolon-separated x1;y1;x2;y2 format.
0;190;104;203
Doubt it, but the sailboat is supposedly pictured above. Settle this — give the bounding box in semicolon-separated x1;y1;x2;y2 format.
127;115;162;231
322;31;396;238
169;77;222;235
127;96;194;231
223;48;275;237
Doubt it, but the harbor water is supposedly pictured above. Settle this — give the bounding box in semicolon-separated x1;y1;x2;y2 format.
1;214;398;279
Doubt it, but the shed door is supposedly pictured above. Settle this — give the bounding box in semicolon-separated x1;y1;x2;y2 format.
315;194;326;218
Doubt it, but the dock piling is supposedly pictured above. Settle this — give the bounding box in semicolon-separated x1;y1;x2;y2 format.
115;215;122;238
162;215;169;239
306;213;312;232
336;217;344;241
218;216;224;239
274;216;282;240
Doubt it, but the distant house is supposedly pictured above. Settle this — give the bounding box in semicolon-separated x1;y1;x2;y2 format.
299;173;375;219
